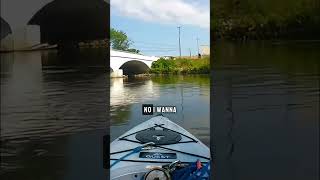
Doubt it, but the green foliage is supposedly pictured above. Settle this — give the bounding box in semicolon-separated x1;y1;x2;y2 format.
151;58;177;73
212;0;320;40
150;57;210;74
110;28;130;50
110;28;140;52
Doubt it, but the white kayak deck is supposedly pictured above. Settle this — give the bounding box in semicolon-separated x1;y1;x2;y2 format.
110;116;210;179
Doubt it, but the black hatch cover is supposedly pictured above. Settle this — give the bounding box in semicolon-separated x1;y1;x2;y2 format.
135;129;182;145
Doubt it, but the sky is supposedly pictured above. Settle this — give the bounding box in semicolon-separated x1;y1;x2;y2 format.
111;0;210;57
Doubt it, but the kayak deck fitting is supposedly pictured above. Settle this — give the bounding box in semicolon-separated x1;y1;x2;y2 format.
110;115;211;180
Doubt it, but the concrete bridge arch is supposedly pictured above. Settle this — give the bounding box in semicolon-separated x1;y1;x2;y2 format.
1;0;110;51
28;0;109;46
1;17;12;39
110;50;158;77
0;17;13;51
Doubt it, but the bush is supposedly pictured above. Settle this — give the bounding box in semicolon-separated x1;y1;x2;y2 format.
150;57;210;74
151;58;177;74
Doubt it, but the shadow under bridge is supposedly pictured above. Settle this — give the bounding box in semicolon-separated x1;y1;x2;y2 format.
28;0;109;49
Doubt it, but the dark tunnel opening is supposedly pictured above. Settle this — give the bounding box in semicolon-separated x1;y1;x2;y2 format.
120;61;150;76
1;17;12;40
28;0;109;47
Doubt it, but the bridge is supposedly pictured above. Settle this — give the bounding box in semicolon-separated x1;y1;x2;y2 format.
1;0;109;51
110;50;159;77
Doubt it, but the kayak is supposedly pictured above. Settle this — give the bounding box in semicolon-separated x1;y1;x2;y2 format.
110;115;210;180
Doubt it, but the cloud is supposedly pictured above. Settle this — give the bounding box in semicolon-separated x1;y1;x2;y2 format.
111;0;209;29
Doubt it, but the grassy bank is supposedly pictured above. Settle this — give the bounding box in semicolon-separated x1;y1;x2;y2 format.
212;0;320;40
150;56;210;74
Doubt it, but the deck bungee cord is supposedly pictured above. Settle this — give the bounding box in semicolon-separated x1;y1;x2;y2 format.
110;141;211;179
111;142;210;167
110;142;155;168
110;116;211;180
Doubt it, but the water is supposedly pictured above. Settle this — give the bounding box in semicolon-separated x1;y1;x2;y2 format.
1;49;108;180
110;75;210;146
1;42;319;180
212;41;319;180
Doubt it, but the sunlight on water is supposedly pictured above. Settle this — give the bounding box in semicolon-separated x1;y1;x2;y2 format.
110;75;210;146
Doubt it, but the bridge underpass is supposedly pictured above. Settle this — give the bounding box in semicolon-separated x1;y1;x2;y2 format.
0;17;13;51
1;0;109;51
28;0;109;49
1;17;12;39
119;61;150;75
110;50;159;77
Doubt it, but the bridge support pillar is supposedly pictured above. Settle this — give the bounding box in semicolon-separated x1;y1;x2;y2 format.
13;26;40;50
111;69;124;78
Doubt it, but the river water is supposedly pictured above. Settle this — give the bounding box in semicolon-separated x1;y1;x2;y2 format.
212;41;319;180
1;49;210;180
1;42;319;180
1;49;109;180
110;75;210;145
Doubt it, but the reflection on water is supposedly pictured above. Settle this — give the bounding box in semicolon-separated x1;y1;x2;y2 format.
212;41;319;180
110;75;210;146
1;48;108;179
110;78;160;107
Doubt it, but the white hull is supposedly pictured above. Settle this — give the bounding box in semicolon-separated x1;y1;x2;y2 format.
110;115;210;179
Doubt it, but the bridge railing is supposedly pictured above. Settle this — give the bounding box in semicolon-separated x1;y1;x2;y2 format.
111;49;159;62
110;48;140;54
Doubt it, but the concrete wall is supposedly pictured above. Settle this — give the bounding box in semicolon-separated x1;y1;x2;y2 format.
1;26;40;51
0;34;13;51
12;26;40;50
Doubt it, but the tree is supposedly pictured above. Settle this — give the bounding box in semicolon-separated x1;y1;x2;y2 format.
110;28;140;53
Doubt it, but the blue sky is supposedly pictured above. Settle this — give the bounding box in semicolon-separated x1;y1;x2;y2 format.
111;0;210;57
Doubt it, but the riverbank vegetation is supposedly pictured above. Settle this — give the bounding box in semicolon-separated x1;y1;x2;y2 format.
212;0;320;40
150;56;210;74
